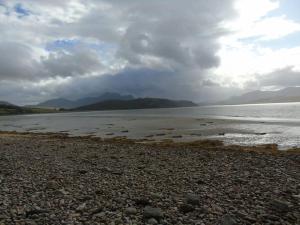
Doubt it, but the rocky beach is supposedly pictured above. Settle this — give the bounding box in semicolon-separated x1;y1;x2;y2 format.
0;132;299;225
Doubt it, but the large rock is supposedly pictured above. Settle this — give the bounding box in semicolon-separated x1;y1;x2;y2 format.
143;207;163;219
125;207;137;215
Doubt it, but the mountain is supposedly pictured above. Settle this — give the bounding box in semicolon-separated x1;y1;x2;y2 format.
0;101;14;106
74;98;197;111
37;98;75;109
0;102;24;115
37;92;135;109
74;92;134;107
0;102;60;115
219;87;300;105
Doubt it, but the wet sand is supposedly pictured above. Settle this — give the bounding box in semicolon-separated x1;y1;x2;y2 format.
0;132;299;225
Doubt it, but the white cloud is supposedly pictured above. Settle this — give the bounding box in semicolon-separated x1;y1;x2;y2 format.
215;0;300;89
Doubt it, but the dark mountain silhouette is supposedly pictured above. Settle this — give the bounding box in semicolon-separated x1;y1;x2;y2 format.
74;98;197;111
37;92;134;109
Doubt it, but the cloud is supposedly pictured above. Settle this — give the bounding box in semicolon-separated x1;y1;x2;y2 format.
0;0;240;104
0;42;43;81
259;66;300;87
3;0;300;105
42;47;104;77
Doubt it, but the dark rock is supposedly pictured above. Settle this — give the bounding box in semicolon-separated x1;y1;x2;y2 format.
78;169;88;174
186;194;200;206
270;199;291;213
143;206;163;219
135;198;151;206
26;209;48;218
179;204;195;213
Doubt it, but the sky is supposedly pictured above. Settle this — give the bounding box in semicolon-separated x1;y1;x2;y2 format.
0;0;300;105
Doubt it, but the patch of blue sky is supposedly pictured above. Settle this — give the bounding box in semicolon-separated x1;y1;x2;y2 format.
14;3;30;18
45;39;117;64
46;39;81;51
88;42;117;54
267;0;300;22
239;31;300;49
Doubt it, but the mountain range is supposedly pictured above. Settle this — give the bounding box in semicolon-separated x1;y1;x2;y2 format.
74;98;197;111
219;87;300;105
36;92;134;109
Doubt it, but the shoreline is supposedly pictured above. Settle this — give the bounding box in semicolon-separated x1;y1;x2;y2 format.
0;130;299;154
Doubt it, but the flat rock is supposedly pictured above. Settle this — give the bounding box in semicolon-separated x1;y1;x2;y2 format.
125;207;137;215
143;207;163;219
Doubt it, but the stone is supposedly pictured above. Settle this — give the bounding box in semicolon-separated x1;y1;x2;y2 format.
76;203;87;212
135;197;151;206
125;207;137;215
179;204;195;213
147;218;158;224
186;193;200;205
143;207;163;219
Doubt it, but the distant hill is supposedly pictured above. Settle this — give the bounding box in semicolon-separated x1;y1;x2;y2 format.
75;98;197;111
0;101;14;106
37;92;135;109
0;101;60;116
0;102;24;115
219;87;300;105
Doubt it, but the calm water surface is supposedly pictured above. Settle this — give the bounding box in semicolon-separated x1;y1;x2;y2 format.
1;102;300;149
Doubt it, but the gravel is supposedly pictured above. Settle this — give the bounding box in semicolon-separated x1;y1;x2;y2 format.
0;133;299;225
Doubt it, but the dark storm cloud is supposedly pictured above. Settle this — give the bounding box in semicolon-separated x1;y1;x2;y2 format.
0;0;239;103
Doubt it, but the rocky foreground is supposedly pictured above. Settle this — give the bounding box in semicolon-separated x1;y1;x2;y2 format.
0;133;299;225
